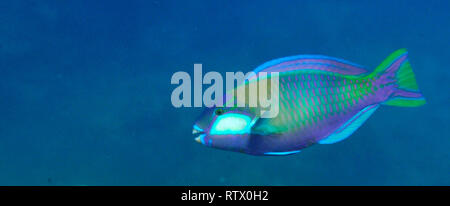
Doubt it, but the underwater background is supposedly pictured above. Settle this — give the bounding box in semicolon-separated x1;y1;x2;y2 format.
0;0;449;185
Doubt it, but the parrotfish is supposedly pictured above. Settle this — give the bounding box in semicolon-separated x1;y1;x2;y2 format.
192;49;425;156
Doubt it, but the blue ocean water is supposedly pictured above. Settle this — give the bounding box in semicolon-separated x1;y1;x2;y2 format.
0;0;449;185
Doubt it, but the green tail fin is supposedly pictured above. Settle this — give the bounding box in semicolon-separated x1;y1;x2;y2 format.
371;49;426;107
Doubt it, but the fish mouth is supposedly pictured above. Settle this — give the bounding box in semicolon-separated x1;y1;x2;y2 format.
192;125;206;144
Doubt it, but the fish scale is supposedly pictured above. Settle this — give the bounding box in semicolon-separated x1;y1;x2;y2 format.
277;71;375;133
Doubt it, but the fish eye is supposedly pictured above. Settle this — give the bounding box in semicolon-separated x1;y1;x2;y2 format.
215;108;224;116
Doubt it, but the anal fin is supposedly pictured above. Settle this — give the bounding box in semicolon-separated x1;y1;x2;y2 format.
319;104;379;144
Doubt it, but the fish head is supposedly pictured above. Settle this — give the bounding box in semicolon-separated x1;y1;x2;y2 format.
193;106;259;153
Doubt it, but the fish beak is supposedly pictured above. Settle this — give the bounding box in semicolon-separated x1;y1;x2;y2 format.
192;125;204;134
192;125;205;144
192;128;201;135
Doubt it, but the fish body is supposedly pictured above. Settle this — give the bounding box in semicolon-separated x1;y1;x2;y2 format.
193;49;425;156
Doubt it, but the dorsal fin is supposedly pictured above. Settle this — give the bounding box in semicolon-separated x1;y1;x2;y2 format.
246;54;368;81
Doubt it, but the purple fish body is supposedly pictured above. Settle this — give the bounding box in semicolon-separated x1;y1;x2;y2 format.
193;49;425;156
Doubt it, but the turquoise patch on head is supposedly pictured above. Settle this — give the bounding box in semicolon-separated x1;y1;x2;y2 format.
210;113;252;135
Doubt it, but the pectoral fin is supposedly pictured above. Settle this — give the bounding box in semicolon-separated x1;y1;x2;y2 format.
250;117;284;136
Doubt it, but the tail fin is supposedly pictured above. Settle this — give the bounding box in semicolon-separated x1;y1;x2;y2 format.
370;49;426;107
